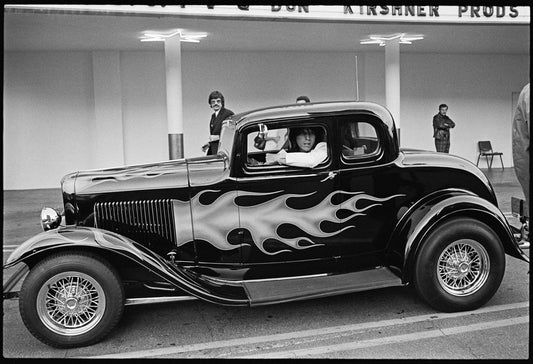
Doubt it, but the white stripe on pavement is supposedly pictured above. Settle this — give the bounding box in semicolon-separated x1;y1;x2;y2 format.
238;316;529;358
84;301;529;359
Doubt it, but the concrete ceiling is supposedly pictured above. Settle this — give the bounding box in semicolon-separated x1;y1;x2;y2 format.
3;8;530;54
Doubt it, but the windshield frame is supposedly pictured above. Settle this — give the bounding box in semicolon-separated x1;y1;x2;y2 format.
217;118;237;168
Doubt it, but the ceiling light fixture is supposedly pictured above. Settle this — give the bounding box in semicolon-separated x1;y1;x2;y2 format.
360;33;424;46
140;29;208;43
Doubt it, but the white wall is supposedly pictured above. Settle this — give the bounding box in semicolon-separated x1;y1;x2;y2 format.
3;49;529;189
400;53;529;164
362;52;529;164
120;51;168;165
3;52;95;189
93;51;125;167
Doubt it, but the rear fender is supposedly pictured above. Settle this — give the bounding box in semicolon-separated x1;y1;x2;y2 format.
4;226;249;305
386;190;529;283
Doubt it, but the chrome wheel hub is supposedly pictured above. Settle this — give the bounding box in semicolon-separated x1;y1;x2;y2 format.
437;239;490;297
37;272;106;336
66;298;78;310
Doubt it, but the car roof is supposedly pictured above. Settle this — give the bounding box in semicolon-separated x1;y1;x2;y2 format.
233;101;396;131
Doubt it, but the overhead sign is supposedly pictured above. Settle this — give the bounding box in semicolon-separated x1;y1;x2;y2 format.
5;5;530;24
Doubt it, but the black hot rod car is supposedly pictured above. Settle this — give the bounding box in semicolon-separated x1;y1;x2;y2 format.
3;101;529;348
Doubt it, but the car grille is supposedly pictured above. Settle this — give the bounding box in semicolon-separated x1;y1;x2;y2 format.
94;199;177;245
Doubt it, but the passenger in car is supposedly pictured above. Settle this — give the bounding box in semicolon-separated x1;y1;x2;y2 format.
342;122;367;157
266;127;327;168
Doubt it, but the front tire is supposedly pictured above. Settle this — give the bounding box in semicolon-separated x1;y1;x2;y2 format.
413;217;505;312
19;252;124;348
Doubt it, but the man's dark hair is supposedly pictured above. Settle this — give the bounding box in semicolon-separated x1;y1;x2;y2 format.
296;95;310;103
439;103;448;109
208;90;225;106
288;127;324;152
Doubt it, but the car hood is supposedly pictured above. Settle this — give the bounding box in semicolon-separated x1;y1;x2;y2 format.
62;154;230;196
66;159;190;195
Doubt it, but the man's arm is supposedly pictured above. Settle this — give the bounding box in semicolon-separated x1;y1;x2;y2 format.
445;117;455;128
432;115;441;130
513;84;530;153
203;113;216;152
284;142;328;168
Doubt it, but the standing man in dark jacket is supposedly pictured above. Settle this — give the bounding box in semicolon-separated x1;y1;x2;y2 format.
512;83;529;210
202;90;234;155
433;103;456;153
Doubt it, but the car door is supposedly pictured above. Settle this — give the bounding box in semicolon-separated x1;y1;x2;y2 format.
235;118;341;277
335;114;405;271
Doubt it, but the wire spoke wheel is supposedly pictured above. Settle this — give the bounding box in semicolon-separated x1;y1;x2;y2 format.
36;271;106;336
437;239;490;297
20;252;124;348
413;217;505;312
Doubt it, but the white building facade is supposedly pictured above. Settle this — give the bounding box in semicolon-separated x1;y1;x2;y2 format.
3;5;530;189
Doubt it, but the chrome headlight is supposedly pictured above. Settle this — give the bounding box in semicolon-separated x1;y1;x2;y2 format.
41;207;62;231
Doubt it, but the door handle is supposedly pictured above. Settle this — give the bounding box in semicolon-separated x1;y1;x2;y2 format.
320;171;338;182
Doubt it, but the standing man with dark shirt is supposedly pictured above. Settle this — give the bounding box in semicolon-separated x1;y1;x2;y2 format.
432;103;456;153
202;90;234;155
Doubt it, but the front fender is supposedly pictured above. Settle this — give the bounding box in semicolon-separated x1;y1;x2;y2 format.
5;226;147;268
4;226;249;305
386;190;529;283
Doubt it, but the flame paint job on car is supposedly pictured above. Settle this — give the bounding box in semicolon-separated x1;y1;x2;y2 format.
177;189;405;255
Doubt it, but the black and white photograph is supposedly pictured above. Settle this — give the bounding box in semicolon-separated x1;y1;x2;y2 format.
3;4;530;359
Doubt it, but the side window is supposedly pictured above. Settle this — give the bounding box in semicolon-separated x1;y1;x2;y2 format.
341;121;380;159
244;124;328;169
246;126;289;166
247;126;290;154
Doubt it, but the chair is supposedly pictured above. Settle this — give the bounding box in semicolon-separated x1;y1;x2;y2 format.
476;141;504;169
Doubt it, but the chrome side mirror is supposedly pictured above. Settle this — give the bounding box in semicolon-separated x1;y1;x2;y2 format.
41;207;62;231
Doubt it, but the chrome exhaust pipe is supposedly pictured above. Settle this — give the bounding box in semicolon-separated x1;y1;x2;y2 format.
125;296;197;306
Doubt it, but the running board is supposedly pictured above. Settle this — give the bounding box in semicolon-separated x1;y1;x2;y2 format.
243;267;403;306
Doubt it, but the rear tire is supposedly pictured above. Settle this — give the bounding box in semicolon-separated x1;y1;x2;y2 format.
19;252;124;348
413;217;505;312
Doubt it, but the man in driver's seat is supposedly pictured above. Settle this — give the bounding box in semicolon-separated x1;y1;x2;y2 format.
266;127;327;168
